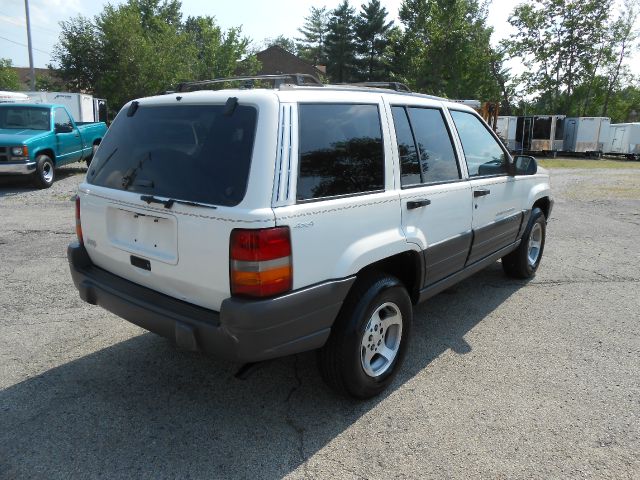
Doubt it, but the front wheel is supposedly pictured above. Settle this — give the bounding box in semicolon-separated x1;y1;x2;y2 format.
318;273;412;399
502;207;546;279
33;154;55;189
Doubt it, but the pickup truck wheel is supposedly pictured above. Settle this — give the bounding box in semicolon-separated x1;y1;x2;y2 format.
86;144;98;167
318;273;412;399
502;207;546;279
33;154;55;189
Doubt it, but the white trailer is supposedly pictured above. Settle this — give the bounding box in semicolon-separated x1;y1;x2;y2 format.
23;91;106;122
0;91;31;103
496;116;518;151
563;117;610;156
605;123;640;160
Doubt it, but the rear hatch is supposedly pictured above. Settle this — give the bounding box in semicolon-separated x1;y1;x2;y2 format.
78;92;279;311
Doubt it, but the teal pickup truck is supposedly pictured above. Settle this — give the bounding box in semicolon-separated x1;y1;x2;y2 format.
0;103;107;188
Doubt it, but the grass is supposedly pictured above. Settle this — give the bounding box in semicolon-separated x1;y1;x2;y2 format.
537;157;640;169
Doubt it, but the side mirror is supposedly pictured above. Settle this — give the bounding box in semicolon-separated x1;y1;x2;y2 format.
512;155;538;176
55;124;73;134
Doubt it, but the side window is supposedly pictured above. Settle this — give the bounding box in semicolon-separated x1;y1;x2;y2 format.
408;108;460;183
450;110;507;177
297;104;384;201
54;108;72;130
391;106;420;186
391;106;460;187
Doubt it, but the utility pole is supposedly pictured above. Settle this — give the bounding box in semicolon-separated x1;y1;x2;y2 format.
24;0;35;90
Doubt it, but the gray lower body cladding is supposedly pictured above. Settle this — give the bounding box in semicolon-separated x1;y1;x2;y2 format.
67;242;355;362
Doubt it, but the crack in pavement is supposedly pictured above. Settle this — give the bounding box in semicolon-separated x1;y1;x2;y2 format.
284;355;308;476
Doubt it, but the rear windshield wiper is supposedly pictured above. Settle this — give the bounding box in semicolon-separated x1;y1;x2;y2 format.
89;147;118;179
140;195;217;210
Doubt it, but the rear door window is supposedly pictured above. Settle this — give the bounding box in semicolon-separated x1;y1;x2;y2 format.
391;106;460;186
88;104;257;206
297;104;384;201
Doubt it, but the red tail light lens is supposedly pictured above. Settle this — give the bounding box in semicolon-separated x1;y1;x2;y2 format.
75;195;83;245
230;227;292;297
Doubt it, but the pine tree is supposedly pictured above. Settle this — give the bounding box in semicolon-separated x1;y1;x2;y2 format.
297;6;330;66
326;0;358;82
355;0;394;81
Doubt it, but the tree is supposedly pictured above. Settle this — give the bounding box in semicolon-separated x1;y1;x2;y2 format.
51;0;258;111
35;73;64;91
263;35;298;55
505;0;614;115
0;59;21;90
297;6;330;66
601;0;639;115
50;15;102;92
396;0;500;99
326;0;358;82
355;0;394;80
184;16;257;80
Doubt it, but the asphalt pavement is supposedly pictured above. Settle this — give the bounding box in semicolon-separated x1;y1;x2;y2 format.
0;163;638;479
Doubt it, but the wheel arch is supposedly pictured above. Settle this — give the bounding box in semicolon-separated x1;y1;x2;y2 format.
532;196;551;219
356;250;423;304
35;148;56;165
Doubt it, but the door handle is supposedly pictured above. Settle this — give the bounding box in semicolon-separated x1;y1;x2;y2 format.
474;188;490;197
407;199;431;209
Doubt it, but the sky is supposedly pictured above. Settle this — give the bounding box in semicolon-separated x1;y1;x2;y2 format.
0;0;635;75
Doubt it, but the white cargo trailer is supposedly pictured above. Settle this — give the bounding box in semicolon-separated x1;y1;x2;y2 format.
0;91;31;103
563;117;610;156
605;123;640;160
23;91;107;122
496;116;518;151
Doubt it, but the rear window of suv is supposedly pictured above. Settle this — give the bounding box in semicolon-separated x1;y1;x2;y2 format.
88;104;257;206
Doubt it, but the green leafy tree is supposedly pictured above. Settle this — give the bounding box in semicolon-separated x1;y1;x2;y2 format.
50;15;102;92
326;0;358;82
184;16;257;80
600;0;639;116
35;73;64;91
51;0;257;111
263;35;298;55
0;59;21;90
355;0;394;81
506;0;614;114
396;0;500;99
297;6;330;66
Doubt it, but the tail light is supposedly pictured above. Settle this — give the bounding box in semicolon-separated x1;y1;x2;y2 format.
230;227;292;297
75;195;83;245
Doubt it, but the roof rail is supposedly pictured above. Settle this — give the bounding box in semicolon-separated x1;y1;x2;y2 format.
175;74;323;92
340;82;411;92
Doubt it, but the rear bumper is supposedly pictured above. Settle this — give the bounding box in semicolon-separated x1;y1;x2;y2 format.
0;161;36;175
67;242;354;362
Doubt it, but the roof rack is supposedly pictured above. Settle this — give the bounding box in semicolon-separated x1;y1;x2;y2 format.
175;74;324;92
340;82;411;92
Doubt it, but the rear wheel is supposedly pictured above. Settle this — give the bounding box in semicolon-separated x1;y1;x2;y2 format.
318;273;412;399
33;154;55;189
502;207;546;279
86;144;99;167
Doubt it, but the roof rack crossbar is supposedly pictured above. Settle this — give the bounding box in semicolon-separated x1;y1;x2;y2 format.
340;82;411;92
175;74;323;92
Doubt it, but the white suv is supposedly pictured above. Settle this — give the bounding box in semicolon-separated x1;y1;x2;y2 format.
68;77;552;399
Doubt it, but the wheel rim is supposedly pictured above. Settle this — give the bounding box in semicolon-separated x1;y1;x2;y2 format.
360;302;403;378
42;161;53;183
527;222;543;266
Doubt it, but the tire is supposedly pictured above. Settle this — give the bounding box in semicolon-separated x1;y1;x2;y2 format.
33;154;55;189
502;207;546;279
318;273;412;399
86;144;99;167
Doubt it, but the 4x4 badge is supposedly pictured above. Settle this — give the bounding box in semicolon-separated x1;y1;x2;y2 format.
294;221;314;229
